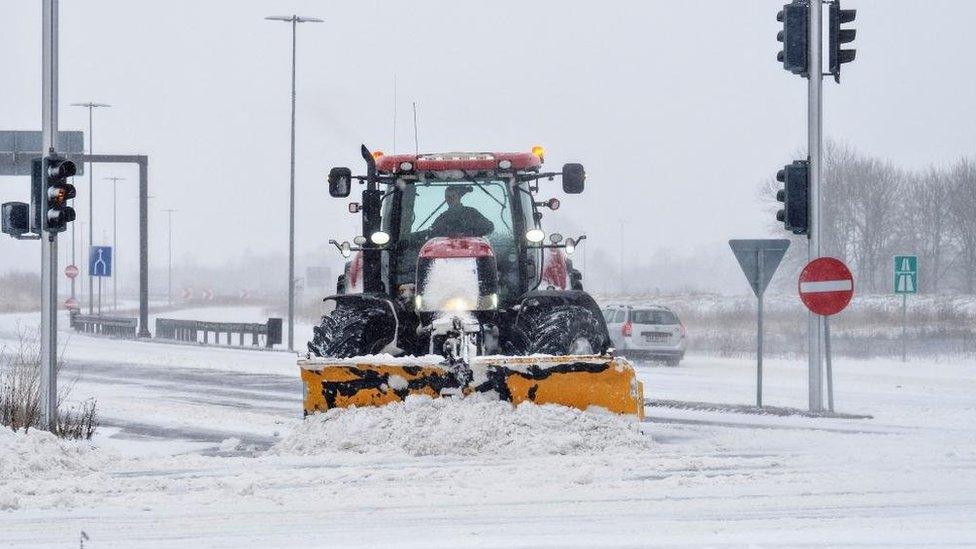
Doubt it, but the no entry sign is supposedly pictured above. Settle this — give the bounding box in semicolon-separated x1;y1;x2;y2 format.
64;264;79;279
798;257;854;316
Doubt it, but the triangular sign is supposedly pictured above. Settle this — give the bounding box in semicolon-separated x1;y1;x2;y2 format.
729;239;791;297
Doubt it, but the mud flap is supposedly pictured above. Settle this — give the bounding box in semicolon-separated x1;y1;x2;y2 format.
299;354;644;418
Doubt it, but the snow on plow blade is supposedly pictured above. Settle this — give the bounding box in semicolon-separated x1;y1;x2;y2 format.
300;355;644;418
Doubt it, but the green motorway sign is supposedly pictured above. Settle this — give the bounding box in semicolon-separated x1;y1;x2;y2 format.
894;255;918;294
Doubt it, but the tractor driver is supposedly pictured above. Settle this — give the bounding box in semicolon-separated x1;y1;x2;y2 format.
429;186;494;238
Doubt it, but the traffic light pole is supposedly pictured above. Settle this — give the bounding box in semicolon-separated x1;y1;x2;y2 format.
807;0;825;412
40;0;60;431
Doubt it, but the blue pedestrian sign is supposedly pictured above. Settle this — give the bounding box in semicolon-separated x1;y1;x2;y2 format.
89;246;112;277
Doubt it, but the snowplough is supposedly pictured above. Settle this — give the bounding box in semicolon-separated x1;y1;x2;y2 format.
300;145;643;418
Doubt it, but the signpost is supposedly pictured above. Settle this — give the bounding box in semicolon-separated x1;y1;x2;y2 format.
729;239;791;407
894;255;918;362
89;245;112;315
799;257;855;412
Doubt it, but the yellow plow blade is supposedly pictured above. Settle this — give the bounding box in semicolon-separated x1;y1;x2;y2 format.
300;355;644;418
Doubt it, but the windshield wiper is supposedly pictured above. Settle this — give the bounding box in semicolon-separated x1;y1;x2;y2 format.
464;173;512;232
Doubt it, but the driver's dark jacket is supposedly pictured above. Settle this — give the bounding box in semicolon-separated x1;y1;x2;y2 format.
430;205;494;237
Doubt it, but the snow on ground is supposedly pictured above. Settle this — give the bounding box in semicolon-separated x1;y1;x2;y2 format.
273;395;647;458
1;307;975;546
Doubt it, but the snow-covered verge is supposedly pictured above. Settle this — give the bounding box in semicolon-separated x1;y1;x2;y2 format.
1;306;975;547
0;427;124;511
272;395;646;457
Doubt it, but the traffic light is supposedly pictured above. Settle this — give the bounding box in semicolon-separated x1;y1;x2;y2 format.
775;160;809;235
776;1;808;77
1;202;32;238
829;0;857;83
32;155;77;233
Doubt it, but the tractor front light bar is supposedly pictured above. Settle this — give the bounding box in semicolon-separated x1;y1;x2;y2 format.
526;234;587;255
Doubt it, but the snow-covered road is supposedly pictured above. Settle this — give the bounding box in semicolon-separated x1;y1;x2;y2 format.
1;309;975;547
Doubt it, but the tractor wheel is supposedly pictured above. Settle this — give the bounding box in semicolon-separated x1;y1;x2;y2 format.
520;304;606;356
308;301;392;358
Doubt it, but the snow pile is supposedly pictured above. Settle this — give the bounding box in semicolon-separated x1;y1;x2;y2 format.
272;395;648;457
0;427;118;510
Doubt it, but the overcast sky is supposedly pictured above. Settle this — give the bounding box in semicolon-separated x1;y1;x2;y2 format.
2;1;975;289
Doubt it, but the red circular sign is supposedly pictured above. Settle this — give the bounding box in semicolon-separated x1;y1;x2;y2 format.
64;297;79;310
64;264;79;279
798;257;854;316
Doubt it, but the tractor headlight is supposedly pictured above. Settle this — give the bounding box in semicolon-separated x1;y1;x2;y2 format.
565;238;576;255
490;293;498;308
370;231;391;245
525;228;545;243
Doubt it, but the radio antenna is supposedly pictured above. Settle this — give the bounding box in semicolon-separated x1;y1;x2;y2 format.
412;102;420;155
392;74;397;154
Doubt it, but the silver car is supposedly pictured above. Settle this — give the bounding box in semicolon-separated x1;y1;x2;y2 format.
603;305;686;366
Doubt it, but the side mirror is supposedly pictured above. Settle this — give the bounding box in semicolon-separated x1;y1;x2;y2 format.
561;163;585;194
328;167;352;198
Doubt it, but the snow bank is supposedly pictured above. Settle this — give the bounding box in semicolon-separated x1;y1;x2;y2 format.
0;427;118;510
271;395;648;458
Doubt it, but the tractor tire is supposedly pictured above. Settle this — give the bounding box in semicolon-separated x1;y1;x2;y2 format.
308;301;392;358
520;304;606;356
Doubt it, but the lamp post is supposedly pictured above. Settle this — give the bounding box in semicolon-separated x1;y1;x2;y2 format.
265;14;322;352
70;101;111;314
104;176;125;310
162;209;177;307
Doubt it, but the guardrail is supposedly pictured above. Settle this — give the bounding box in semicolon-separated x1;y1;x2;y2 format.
154;317;283;349
70;312;139;339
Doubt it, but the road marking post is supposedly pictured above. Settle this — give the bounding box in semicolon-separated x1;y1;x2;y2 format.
894;255;917;362
799;257;855;412
729;239;791;408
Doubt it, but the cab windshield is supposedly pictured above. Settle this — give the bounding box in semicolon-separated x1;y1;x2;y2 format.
402;180;512;239
391;180;524;298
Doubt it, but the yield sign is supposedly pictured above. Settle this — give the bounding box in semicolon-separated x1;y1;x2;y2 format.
729;239;791;297
798;257;854;316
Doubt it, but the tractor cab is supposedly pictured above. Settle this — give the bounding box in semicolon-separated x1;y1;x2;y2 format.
317;145;602;359
329;147;586;307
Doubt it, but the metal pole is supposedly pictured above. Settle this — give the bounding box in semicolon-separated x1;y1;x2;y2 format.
113;178;116;310
40;0;59;432
757;250;764;408
901;293;907;362
103;176;124;311
287;16;297;352
70;176;75;300
807;0;824;412
87;105;93;314
164;209;176;307
825;315;834;412
138;161;149;336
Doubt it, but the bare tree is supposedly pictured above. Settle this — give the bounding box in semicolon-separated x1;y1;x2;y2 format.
948;159;976;293
897;168;957;292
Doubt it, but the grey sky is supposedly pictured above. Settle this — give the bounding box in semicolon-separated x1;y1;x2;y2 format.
2;1;974;285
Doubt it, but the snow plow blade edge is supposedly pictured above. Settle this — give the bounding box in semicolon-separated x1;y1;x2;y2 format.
300;355;644;418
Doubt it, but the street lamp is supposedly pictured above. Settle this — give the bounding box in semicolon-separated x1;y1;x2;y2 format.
104;176;125;310
162;209;177;307
70;101;111;315
265;14;322;352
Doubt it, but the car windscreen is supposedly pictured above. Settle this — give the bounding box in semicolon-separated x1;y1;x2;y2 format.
631;310;678;325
